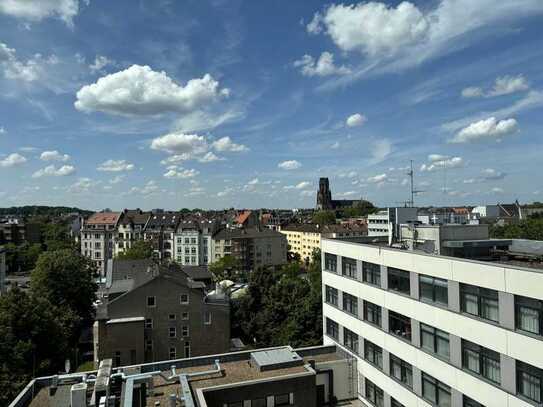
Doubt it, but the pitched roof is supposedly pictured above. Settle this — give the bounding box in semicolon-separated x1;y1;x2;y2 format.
145;212;181;228
234;210;252;225
119;209;151;225
213;227;284;240
86;212;121;225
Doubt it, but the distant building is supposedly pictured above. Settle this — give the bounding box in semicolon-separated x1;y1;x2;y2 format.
95;262;230;367
114;209;151;257
81;212;121;276
472;201;523;224
232;210;260;228
316;177;365;210
367;207;418;240
174;219;218;266
143;212;180;261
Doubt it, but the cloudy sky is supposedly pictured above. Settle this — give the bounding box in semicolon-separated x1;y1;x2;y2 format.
0;0;542;210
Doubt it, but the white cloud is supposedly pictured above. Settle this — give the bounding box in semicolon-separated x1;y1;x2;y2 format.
97;159;135;172
0;153;26;167
462;75;529;98
492;187;504;193
331;141;340;149
173;109;244;133
67;177;100;193
75;65;229;116
461;86;483;98
163;168;199;179
129;180;159;196
198;151;223;163
151;132;208;155
0;0;85;26
0;126;5;134
482;168;506;180
294;52;351;77
339;171;357;179
367;173;387;183
346;113;366;127
451;117;518;143
211;136;248;152
0;41;59;82
300;190;314;197
32;164;75;178
89;55;113;73
420;155;463;172
247;178;259;185
370;139;392;164
40;150;70;162
278;160;302;170
109;175;125;184
295;181;311;189
463;178;476;184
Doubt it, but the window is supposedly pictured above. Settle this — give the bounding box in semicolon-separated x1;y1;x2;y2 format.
182;325;189;337
325;253;337;272
182;312;189;320
388;268;410;295
365;379;384;407
325;285;338;306
391;399;405;407
145;318;153;329
342;257;357;279
326;317;339;339
168;314;176;320
343;293;358;316
420;274;448;305
389;311;411;341
169;347;176;359
274;394;290;406
390;354;413;388
147;296;156;307
184;341;190;358
516;295;543;336
463;395;484;407
363;300;381;327
114;351;121;367
343;327;359;354
145;340;153;352
462;340;500;384
460;284;499;322
364;340;383;369
204;311;211;325
251;399;266;407
517;361;543;403
422;373;451;406
169;327;176;338
180;293;189;304
421;323;450;360
362;262;381;286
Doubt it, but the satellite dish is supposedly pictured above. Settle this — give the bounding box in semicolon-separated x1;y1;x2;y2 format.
65;359;71;373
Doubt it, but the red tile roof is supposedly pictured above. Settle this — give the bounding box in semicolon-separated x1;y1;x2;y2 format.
87;212;121;225
234;210;252;225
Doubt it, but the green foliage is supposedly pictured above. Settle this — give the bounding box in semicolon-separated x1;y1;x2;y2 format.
42;222;75;251
0;205;91;217
231;249;322;348
312;210;336;225
116;240;154;260
490;218;543;240
341;200;377;218
209;255;244;282
2;242;43;272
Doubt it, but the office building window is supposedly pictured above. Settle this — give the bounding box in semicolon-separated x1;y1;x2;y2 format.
420;274;448;305
364;340;383;369
343;327;359;354
169;327;176;338
422;373;451;407
274;394;290;406
463;396;484;407
342;257;357;279
326;317;339;340
389;311;411;341
251;399;266;407
180;293;189;304
365;379;384;407
145;318;153;329
390;354;413;389
388;268;410;295
517;361;543;403
460;284;499;322
182;312;189;320
147;296;156;307
421;323;450;360
362;262;381;286
462;340;501;384
343;293;358;316
325;253;337;272
169;347;176;359
325;285;338;306
516;295;543;336
363;300;382;327
391;399;405;407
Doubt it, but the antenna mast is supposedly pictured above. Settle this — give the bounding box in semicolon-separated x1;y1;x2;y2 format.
407;160;424;207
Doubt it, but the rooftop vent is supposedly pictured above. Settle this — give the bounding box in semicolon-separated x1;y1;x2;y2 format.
250;348;304;372
71;382;88;407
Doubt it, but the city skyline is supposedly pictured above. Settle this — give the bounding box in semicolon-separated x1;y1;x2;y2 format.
0;0;542;210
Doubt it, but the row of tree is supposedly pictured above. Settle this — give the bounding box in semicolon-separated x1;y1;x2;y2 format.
490;215;543;240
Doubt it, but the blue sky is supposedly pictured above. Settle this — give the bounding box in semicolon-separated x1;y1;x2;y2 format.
0;0;542;211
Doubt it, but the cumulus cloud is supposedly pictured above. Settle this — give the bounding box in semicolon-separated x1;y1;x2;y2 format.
285;181;312;190
198;151;223;163
0;126;5;134
481;168;506;180
75;65;229;116
0;153;26;167
450;117;518;143
211;136;248;152
151;132;208;155
0;41;59;82
89;55;114;73
293;52;351;77
0;0;86;26
67;177;101;193
462;75;529;98
163;167;199;179
420;155;463;172
346;113;366;127
109;175;125;184
278;160;302;170
32;164;75;178
97;159;135;172
367;173;387;183
40;150;70;162
339;171;357;179
461;87;484;98
492;187;504;193
129;180;159;196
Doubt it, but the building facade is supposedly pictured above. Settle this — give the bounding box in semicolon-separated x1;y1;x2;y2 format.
174;220;217;266
367;207;418;239
80;212;121;276
143;212;180;260
321;237;543;407
114;209;150;257
0;246;5;296
316;177;364;210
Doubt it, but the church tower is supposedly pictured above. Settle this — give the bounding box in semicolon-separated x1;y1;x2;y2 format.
316;177;333;210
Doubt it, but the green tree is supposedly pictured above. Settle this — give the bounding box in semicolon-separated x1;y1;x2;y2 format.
42;222;75;251
312;210;336;225
31;250;97;324
116;240;154;260
209;255;243;282
490;218;543;240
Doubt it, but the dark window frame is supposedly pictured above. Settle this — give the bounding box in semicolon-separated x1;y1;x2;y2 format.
515;295;543;336
364;340;383;369
388;268;411;295
460;284;499;322
326;317;339;340
365;378;384;407
389;311;412;341
324;253;337;272
390;354;413;389
363;261;381;286
463;395;485;407
342;256;357;279
363;300;382;327
274;393;290;406
325;285;338;306
342;292;358;316
343;327;359;354
462;339;501;384
420;323;450;360
517;360;543;403
419;274;448;305
422;372;451;407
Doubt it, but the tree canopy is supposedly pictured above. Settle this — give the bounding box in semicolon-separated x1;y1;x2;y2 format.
116;240;154;260
209;255;244;282
490;217;543;240
312;210;336;225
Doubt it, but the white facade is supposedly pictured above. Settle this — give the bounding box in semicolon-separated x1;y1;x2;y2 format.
368;208;418;238
322;238;543;407
174;220;215;266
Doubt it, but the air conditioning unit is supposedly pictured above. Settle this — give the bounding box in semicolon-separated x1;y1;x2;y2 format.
71;382;88;407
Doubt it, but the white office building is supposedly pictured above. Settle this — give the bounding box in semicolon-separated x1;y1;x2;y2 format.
368;208;418;239
322;236;543;407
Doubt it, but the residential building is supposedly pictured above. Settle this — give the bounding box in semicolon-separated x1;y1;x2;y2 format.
322;233;543;407
81;212;121;276
279;223;367;263
212;227;287;270
95;262;230;367
232;210;260;228
10;344;358;407
143;212;180;260
174;219;217;266
114;209;151;257
0;246;5;296
472;201;523;224
367;207;418;239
